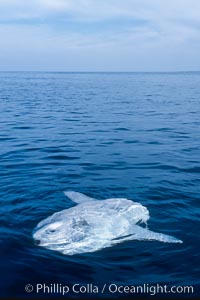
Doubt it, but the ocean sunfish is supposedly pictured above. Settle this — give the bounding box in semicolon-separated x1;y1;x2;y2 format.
33;191;182;255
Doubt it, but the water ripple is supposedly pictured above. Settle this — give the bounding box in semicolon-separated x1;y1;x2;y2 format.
0;72;200;298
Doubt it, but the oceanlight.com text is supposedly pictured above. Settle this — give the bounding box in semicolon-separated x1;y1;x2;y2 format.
25;282;194;296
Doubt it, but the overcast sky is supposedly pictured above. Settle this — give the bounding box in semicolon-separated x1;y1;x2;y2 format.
0;0;200;71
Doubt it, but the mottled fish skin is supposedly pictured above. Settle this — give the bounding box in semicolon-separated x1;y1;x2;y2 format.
33;192;182;255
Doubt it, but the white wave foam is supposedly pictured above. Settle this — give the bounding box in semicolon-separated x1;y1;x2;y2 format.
33;191;182;255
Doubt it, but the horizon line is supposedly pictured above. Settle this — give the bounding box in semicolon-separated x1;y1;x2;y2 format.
0;70;200;73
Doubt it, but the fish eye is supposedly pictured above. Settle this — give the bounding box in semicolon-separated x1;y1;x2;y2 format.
47;229;56;234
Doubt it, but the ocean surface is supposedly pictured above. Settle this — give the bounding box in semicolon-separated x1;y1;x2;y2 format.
0;72;199;298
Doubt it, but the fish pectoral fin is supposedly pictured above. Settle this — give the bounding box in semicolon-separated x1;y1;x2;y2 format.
71;217;89;228
64;191;97;204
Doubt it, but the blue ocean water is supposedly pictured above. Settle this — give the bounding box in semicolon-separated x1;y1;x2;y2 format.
0;72;199;298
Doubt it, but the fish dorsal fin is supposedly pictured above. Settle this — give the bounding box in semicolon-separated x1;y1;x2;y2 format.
64;191;96;204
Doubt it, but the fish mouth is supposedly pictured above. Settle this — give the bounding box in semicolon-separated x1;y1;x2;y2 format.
35;239;41;246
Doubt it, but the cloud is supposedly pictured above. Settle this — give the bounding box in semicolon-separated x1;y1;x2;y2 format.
0;0;200;71
1;0;200;22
